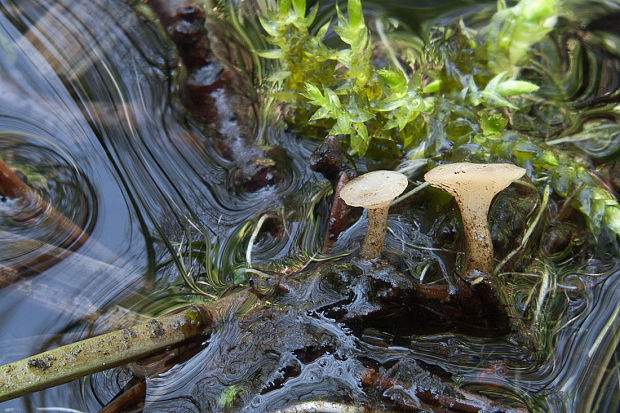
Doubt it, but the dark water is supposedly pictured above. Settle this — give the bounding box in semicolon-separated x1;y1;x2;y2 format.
0;0;618;411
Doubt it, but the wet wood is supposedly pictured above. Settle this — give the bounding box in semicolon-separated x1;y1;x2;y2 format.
146;0;285;191
0;257;515;406
0;286;263;403
0;156;91;286
321;172;350;253
362;363;526;413
98;380;145;413
0;306;211;402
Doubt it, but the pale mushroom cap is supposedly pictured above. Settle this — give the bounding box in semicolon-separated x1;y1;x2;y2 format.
340;170;408;209
424;162;525;199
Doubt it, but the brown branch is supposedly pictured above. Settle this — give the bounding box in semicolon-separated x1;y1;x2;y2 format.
98;380;146;413
321;172;350;254
0;156;91;286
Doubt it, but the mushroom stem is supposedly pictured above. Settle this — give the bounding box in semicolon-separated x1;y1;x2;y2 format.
359;205;389;260
339;170;408;262
455;196;494;277
424;162;526;280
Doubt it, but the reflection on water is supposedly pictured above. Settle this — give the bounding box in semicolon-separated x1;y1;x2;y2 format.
0;0;617;411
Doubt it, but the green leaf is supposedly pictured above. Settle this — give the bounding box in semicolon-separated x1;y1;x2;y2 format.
257;49;284;59
279;0;292;17
332;114;352;135
481;91;518;109
258;16;279;37
480;113;507;136
484;71;509;94
376;96;405;112
351;123;370;155
512;140;541;161
397;107;414;130
217;385;239;408
316;21;331;40
497;80;540;96
378;69;407;93
422;79;441;94
233;269;247;286
302;82;324;104
335;2;347;28
551;166;575;197
325;87;341;109
305;5;319;28
577;180;593;217
292;0;306;16
590;192;608;232
420;97;435;113
267;70;292;82
347;0;364;29
604;204;620;236
483;0;558;74
519;0;558;22
309;106;332;121
346;105;374;123
538;150;558;167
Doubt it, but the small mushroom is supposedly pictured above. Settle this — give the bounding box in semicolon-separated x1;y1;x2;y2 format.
424;162;525;279
340;170;408;260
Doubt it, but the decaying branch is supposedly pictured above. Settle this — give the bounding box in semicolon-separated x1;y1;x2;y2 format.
0;290;255;402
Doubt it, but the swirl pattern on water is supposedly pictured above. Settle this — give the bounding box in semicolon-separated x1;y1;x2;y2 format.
0;128;95;277
0;0;617;411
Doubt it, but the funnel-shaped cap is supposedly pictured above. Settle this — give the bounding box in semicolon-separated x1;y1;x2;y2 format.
341;170;408;209
424;162;525;201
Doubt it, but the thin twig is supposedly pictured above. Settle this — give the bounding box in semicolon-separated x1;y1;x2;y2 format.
391;182;428;206
0;155;93;286
99;380;146;413
246;214;279;267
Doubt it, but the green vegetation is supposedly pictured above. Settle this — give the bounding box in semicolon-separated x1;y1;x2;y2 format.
257;0;620;239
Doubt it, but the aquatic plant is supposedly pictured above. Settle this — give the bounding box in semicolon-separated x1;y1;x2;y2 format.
257;0;620;239
1;0;617;409
481;0;559;75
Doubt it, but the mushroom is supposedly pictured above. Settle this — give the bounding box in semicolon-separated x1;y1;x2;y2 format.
424;162;525;279
340;170;408;260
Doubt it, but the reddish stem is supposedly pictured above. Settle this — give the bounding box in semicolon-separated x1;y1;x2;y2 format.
0;155;90;286
321;173;350;254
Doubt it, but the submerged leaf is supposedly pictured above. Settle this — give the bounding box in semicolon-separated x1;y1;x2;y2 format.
378;68;407;93
604;205;620;236
480;113;507;136
257;49;284;59
292;0;306;17
497;80;540;96
347;0;364;29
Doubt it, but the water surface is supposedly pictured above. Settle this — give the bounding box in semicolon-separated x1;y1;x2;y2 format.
0;0;618;411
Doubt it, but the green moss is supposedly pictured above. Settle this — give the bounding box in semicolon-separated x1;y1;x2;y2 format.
255;0;620;240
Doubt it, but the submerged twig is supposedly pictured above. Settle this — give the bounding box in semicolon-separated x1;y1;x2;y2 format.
0;156;86;247
391;181;428;206
247;213;279;267
0;290;254;402
0;155;91;286
0;308;208;402
99;380;146;413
